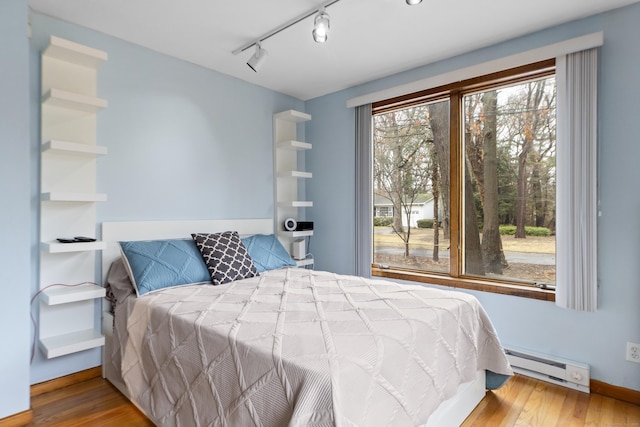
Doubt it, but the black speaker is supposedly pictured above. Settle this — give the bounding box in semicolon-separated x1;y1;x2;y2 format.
295;221;314;231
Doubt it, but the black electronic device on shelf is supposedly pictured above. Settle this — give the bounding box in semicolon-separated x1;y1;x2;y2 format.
295;221;314;231
283;218;314;232
56;236;97;243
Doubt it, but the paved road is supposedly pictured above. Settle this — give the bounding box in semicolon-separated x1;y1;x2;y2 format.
375;246;555;265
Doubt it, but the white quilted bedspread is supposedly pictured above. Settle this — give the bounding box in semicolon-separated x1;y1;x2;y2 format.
120;268;512;427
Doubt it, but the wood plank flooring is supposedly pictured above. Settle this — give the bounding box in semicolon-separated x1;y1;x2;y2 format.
462;375;640;427
28;377;152;426
14;374;640;426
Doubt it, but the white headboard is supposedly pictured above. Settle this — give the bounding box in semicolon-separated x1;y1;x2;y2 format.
101;218;273;282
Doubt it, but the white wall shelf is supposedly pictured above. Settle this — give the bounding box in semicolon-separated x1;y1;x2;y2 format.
41;283;105;306
41;241;106;254
278;171;312;179
273;109;312;123
43;88;108;113
39;36;107;360
39;329;105;359
42;140;107;157
295;258;315;267
41;192;107;202
279;201;313;208
277;140;312;151
279;230;314;238
43;35;107;69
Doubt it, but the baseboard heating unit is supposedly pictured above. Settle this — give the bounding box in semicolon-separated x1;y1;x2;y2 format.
504;346;590;393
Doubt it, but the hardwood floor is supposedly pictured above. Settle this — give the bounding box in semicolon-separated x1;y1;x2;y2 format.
13;374;640;426
462;375;640;427
29;377;152;426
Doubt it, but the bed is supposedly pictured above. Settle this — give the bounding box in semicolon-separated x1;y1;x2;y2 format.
101;219;512;427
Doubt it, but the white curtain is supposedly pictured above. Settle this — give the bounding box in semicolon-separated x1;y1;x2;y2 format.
555;47;598;311
355;104;373;277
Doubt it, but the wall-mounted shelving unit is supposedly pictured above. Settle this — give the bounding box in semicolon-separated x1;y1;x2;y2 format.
38;36;108;359
273;110;314;268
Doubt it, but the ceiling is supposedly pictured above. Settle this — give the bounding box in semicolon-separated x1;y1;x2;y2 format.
28;0;640;101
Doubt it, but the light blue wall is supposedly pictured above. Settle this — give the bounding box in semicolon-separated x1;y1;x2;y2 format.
28;13;303;384
0;0;31;419
306;3;640;391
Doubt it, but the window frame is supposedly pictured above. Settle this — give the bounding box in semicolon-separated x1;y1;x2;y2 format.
371;59;556;301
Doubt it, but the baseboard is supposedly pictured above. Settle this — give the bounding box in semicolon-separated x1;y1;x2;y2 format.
0;409;33;427
591;379;640;406
30;366;102;398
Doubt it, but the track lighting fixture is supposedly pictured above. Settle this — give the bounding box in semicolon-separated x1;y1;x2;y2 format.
232;0;343;71
312;9;330;43
247;42;268;72
406;0;422;4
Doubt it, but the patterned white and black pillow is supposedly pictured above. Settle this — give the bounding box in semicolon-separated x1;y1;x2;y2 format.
191;231;258;285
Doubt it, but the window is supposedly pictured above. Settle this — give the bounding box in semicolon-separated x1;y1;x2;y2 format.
375;206;393;217
373;98;450;275
371;60;557;300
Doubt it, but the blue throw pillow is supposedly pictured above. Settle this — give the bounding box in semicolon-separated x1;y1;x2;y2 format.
119;239;211;296
241;234;296;272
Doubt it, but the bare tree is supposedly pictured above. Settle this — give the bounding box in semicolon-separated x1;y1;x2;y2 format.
464;167;484;275
427;101;450;240
480;90;505;274
465;96;486;206
514;81;546;237
530;87;557;230
431;152;440;261
464;91;506;274
374;107;431;257
499;78;556;236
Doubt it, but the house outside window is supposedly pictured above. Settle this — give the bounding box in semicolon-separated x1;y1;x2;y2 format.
375;205;393;217
371;60;557;298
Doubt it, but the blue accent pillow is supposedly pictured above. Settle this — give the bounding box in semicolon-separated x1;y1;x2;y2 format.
241;234;296;272
119;239;211;296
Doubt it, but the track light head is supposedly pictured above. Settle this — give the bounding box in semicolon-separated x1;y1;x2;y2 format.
406;0;422;4
312;9;330;43
247;42;268;72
